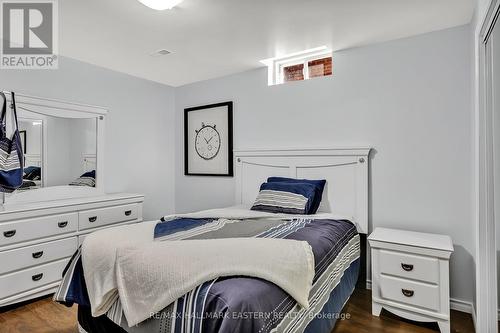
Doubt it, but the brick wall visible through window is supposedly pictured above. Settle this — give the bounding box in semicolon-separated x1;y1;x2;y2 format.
281;57;332;84
308;57;332;78
262;48;332;85
283;63;304;82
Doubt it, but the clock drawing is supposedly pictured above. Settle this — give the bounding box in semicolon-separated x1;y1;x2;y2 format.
184;101;233;176
195;122;221;160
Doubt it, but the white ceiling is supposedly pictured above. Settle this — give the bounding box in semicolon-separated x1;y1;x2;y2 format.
59;0;474;87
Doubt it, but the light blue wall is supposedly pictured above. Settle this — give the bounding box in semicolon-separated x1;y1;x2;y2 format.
0;24;476;305
0;56;176;219
174;25;475;303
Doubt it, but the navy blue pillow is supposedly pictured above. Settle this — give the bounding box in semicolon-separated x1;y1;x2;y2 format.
24;166;39;175
251;182;316;215
80;170;95;178
267;177;326;214
23;166;41;180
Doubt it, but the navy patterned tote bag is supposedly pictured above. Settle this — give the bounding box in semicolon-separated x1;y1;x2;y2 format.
0;92;24;193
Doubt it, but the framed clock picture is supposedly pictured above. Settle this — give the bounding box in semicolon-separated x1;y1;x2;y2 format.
184;102;233;176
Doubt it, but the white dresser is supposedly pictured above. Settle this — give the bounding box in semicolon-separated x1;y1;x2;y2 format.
368;228;454;333
0;192;144;307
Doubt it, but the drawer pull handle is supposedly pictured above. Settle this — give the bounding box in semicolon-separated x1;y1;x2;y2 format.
401;263;414;271
124;210;132;216
58;221;68;228
401;289;414;297
88;216;97;223
32;251;44;259
32;273;43;282
3;230;16;238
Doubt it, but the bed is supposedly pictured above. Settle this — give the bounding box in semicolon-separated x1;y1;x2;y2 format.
19;164;42;191
55;148;371;333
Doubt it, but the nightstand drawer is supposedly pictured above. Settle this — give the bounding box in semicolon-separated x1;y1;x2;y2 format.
379;274;440;311
378;249;439;284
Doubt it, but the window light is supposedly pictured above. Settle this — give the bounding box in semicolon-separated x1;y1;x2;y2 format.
137;0;184;10
260;46;333;86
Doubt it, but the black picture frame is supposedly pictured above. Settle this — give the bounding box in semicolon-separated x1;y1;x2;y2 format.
184;101;233;176
19;130;27;153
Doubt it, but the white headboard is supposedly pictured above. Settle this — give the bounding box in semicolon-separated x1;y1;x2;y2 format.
24;154;41;167
83;154;96;173
234;148;371;234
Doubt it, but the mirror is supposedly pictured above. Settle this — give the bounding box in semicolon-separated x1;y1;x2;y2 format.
0;93;105;204
18;117;43;190
16;109;98;191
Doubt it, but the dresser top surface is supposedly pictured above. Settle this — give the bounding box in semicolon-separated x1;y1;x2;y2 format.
368;227;454;252
0;191;144;215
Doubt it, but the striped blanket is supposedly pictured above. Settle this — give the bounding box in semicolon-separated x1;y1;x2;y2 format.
55;211;359;333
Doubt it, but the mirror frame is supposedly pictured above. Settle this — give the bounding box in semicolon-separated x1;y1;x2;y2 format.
4;92;107;192
17;116;45;188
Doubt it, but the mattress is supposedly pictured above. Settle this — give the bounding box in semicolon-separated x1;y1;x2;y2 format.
77;259;360;333
57;213;360;333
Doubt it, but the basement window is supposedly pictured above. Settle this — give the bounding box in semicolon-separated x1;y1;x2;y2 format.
261;47;333;85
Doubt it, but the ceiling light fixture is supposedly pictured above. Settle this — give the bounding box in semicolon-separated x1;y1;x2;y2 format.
137;0;184;10
150;49;172;57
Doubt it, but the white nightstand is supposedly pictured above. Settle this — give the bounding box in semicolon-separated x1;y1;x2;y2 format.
368;228;454;333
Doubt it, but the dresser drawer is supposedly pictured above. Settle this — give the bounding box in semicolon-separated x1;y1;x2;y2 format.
0;259;68;300
379;274;440;311
0;237;77;275
0;213;78;247
79;203;138;230
378;249;439;284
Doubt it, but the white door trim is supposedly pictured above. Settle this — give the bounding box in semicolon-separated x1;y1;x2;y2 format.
476;1;500;332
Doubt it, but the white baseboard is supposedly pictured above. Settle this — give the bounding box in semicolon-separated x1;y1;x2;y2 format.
449;298;475;314
364;279;474;314
472;304;477;332
366;279;372;290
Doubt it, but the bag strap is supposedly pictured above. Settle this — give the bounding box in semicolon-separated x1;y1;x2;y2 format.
10;92;19;131
0;92;6;138
0;92;6;123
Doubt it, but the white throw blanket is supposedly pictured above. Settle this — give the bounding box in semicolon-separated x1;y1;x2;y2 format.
82;221;157;317
82;206;350;324
115;238;315;327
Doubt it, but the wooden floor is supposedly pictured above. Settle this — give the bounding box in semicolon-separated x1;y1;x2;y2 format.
332;289;475;333
0;296;77;333
0;289;474;333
